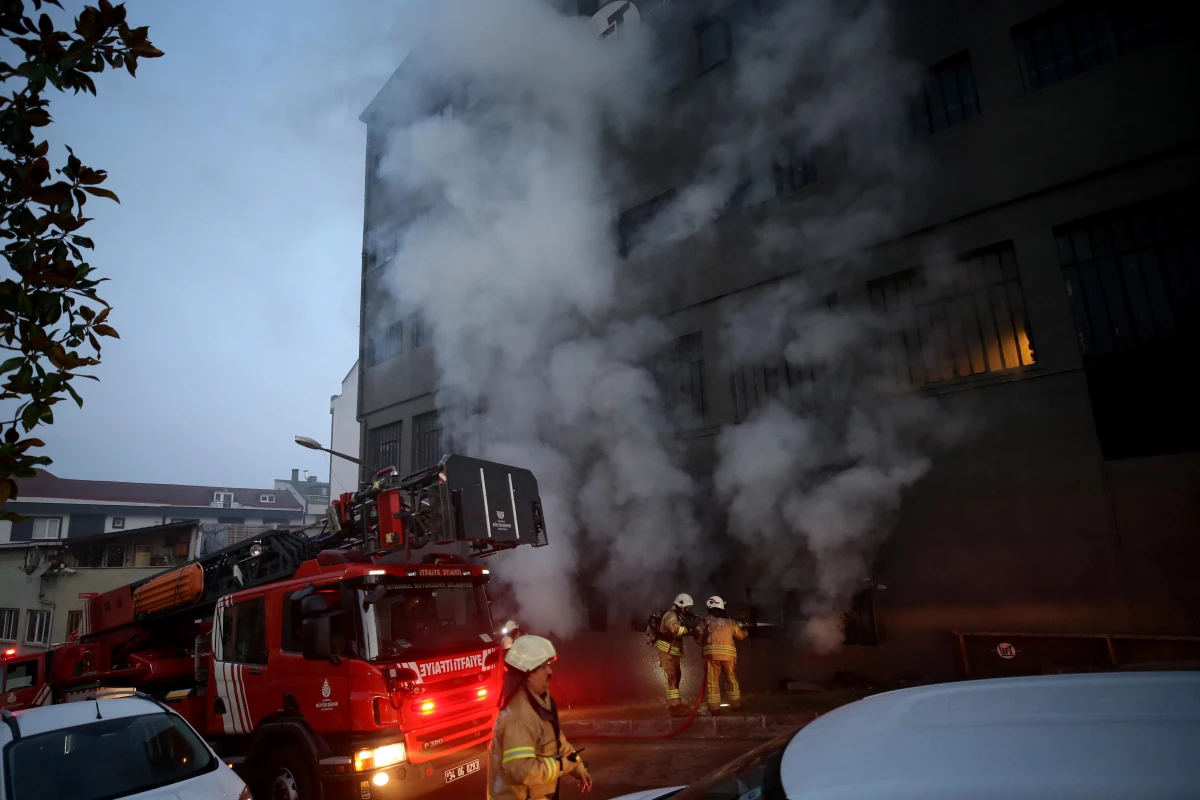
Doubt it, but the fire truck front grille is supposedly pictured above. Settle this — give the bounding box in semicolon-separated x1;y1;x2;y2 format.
407;714;495;764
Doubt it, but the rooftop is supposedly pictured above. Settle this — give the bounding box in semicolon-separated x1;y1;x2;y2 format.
13;471;303;511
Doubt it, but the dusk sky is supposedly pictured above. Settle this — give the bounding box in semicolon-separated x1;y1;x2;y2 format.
10;0;404;489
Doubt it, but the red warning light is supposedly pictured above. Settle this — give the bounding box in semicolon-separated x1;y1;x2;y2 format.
3;648;15;658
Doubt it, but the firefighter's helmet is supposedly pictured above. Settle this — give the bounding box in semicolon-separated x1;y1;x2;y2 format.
502;619;519;635
673;593;694;609
706;596;725;610
505;635;557;673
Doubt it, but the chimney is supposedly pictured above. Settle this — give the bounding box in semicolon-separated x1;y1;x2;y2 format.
303;469;309;481
291;468;299;482
308;475;317;483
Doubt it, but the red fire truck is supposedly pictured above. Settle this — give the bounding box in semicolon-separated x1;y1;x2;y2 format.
0;454;548;800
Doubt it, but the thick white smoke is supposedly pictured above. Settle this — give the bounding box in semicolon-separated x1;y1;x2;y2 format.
368;0;957;645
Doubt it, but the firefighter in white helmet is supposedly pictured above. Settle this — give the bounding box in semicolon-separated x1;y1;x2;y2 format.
501;619;523;651
700;595;747;714
488;635;593;799
655;593;699;716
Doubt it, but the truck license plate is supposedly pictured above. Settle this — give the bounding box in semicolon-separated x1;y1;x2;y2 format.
444;758;480;784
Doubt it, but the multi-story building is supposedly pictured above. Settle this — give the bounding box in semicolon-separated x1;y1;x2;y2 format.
1;470;305;543
329;360;362;497
355;0;1200;691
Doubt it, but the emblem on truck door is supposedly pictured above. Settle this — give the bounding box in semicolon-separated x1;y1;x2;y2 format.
316;678;339;711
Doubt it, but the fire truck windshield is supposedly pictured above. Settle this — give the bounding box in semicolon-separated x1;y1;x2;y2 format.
359;580;492;661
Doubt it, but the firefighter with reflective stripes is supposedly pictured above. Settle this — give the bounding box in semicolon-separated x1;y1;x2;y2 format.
488;635;593;799
656;593;698;715
701;595;748;714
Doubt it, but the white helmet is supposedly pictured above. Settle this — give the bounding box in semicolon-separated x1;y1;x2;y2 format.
673;593;694;609
502;619;519;635
505;635;557;673
706;596;725;610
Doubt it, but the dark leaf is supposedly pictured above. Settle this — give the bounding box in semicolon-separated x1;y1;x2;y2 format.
83;186;119;203
93;323;119;338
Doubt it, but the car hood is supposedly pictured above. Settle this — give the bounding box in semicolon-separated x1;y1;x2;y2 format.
124;765;247;799
605;787;686;800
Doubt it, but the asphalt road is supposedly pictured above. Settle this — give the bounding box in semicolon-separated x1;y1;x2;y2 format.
425;737;762;799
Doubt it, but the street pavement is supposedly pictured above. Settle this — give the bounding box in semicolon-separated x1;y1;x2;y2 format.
426;737;764;798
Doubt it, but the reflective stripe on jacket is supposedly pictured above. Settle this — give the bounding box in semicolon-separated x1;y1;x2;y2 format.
487;688;580;800
656;609;690;656
701;615;747;661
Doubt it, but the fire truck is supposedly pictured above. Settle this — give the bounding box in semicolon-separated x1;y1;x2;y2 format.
0;453;548;800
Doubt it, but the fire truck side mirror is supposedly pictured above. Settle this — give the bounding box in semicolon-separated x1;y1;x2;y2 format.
301;616;332;662
300;595;329;616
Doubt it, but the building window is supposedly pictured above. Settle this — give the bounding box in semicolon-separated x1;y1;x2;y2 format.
134;545;151;567
842;588;878;646
104;544;125;568
111;516;125;530
1055;190;1199;458
411;312;429;349
1012;0;1182;93
868;243;1036;387
368;421;404;472
731;359;843;421
31;517;62;540
366;320;404;366
260;494;275;503
617;188;678;257
910;51;980;136
24;610;50;646
213;491;233;504
0;609;18;641
772;142;817;197
66;610;82;638
697;17;732;72
411;411;445;471
654;332;707;423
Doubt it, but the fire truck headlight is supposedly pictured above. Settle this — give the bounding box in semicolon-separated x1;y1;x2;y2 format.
355;743;406;772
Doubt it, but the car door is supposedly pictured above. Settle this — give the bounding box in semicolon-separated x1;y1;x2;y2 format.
1;655;48;710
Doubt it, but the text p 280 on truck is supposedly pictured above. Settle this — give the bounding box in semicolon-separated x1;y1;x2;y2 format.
0;452;548;800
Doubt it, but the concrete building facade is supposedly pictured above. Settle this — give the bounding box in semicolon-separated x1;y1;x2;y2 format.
329;360;362;497
355;0;1200;688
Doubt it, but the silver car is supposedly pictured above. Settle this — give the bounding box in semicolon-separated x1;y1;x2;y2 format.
611;671;1200;800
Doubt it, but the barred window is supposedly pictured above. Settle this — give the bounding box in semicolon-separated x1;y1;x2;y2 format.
368;422;403;473
730;359;842;421
411;312;429;349
366;321;404;366
910;51;980;136
869;243;1036;388
617;189;678;258
772;142;817;197
654;332;707;423
1055;192;1198;458
1056;192;1197;357
1013;0;1184;93
411;411;445;471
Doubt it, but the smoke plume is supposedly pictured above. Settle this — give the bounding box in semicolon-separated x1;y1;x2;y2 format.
369;0;957;644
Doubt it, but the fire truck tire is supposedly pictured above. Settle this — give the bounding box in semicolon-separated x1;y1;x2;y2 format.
262;747;318;800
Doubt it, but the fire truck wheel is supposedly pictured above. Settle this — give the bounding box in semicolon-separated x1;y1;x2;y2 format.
263;747;318;800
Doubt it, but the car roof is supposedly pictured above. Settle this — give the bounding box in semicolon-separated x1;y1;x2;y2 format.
1;696;166;742
781;671;1200;799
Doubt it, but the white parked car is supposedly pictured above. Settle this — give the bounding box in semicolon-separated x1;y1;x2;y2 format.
611;671;1200;800
0;694;251;799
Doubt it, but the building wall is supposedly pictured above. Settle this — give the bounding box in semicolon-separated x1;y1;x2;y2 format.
358;0;1200;680
330;361;362;496
0;548;181;657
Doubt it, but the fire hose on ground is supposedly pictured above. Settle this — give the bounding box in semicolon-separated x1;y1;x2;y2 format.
569;672;708;741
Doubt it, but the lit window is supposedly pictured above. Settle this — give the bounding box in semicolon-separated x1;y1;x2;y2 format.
868;242;1036;387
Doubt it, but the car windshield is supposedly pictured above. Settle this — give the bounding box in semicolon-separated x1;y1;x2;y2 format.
2;711;216;800
362;580;492;660
674;732;790;800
